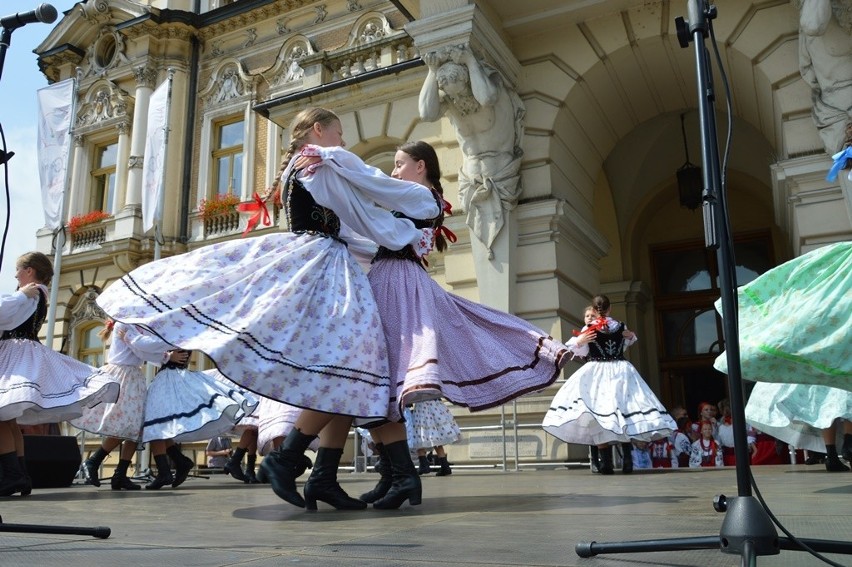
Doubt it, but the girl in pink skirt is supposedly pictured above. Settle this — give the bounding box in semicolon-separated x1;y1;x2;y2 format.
306;141;568;508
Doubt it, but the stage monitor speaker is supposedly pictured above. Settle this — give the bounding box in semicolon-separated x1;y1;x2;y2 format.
23;435;81;488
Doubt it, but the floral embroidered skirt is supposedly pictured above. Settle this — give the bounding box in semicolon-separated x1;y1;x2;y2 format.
96;232;392;419
403;400;461;450
71;363;148;441
714;241;852;391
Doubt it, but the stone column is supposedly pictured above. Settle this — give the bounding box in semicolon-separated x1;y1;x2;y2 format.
409;3;523;311
67;135;87;217
124;66;158;208
113;120;131;215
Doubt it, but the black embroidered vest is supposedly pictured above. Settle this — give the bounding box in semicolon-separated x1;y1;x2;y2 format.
586;322;626;361
286;170;341;238
373;190;443;264
1;291;47;341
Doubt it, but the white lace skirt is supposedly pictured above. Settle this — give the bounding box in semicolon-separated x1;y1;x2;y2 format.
745;382;852;452
0;338;119;425
142;367;258;443
543;360;676;445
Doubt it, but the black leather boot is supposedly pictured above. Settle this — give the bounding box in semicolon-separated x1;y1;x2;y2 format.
303;447;367;511
360;443;392;503
621;443;633;474
0;452;28;496
598;445;614;475
260;429;317;508
434;456;452;477
17;456;32;496
417;455;432;475
842;434;852;463
224;447;248;482
111;459;141;490
824;445;850;472
83;447;109;487
295;454;313;478
804;451;825;465
244;453;260;484
145;454;175;490
167;445;195;488
373;440;422;510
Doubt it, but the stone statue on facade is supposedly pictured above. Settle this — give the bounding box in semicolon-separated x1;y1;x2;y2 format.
797;0;852;155
418;45;525;255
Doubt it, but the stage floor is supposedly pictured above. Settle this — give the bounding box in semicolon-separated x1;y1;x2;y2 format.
1;463;850;566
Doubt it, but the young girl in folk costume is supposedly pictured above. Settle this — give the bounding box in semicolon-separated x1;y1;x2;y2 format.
0;252;118;496
714;398;757;466
689;420;724;468
141;352;257;489
543;296;676;475
97;107;438;510
648;427;692;469
404;400;461;476
303;140;568;507
694;401;718;440
74;320;185;490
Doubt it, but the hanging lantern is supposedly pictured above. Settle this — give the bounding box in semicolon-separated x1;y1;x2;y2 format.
677;113;703;211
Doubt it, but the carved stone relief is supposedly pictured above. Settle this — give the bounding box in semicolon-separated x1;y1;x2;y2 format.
76;80;133;129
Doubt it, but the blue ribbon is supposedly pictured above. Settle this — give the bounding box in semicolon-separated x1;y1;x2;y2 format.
827;146;852;181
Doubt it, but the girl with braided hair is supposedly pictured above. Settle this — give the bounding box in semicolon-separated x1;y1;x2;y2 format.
96;107;439;510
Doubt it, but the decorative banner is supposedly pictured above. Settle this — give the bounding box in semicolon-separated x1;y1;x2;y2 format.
142;79;170;233
36;79;75;230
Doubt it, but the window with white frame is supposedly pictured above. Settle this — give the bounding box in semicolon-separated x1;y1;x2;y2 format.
212;118;244;197
90;141;118;213
76;322;105;367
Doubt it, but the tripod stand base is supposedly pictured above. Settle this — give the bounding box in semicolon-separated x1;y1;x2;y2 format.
576;535;720;557
0;515;110;539
577;496;852;561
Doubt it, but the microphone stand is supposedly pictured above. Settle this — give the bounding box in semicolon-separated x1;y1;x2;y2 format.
0;26;12;83
575;1;852;564
0;15;109;542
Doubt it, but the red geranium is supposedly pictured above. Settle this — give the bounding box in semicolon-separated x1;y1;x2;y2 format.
68;210;112;235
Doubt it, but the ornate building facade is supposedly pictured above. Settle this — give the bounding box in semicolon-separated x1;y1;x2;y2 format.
33;0;852;464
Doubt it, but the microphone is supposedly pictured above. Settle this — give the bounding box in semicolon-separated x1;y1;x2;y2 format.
1;4;58;31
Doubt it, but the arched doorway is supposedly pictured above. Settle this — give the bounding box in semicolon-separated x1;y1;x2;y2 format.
650;231;776;417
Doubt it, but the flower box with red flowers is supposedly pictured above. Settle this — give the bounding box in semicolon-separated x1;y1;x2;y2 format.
68;210;112;235
198;193;241;221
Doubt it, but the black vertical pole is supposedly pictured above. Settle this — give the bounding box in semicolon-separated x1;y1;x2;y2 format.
686;0;752;497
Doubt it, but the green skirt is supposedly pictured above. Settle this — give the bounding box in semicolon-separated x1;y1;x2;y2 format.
714;241;852;392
